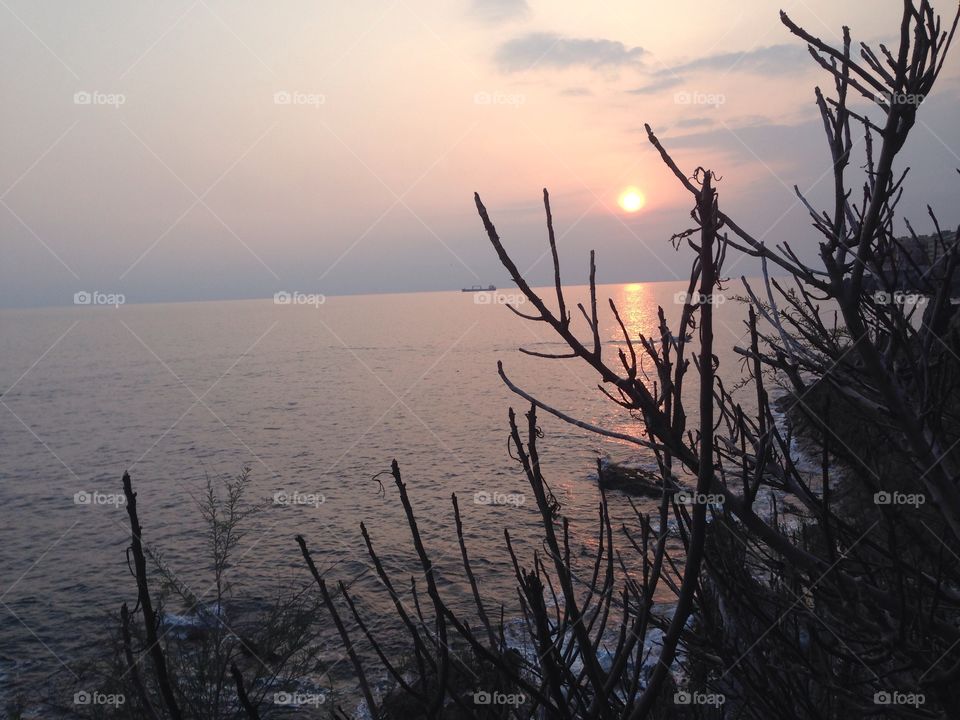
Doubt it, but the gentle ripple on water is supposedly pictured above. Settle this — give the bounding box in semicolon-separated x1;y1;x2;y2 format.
0;281;758;706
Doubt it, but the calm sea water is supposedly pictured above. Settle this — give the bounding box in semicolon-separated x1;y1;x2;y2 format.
0;281;757;708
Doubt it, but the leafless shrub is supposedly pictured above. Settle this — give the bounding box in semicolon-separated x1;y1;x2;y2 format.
303;2;960;718
72;471;325;720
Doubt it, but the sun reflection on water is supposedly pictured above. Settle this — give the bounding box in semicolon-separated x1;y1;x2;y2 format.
613;282;658;342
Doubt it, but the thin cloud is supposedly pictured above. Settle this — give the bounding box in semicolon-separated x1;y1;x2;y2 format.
628;76;684;95
627;46;809;99
675;117;715;129
470;0;530;23
495;33;644;72
659;44;809;77
660;120;814;155
559;87;593;97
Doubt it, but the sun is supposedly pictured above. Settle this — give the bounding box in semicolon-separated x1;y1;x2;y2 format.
617;187;646;213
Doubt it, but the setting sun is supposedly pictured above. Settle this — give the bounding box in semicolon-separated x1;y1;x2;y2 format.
618;187;646;213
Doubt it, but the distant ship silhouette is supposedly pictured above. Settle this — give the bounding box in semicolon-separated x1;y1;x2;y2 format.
461;284;496;292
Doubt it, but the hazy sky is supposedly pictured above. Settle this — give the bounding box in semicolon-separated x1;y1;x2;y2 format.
2;0;959;307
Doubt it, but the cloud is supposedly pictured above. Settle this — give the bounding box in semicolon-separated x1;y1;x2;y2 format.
625;46;809;99
470;0;530;23
675;117;715;129
559;87;593;97
659;44;809;77
627;76;684;95
659;120;817;158
495;33;644;72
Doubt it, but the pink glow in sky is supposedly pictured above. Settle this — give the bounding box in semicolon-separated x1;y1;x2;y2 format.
2;0;958;306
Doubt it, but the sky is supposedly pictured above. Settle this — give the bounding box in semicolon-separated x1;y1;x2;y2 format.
1;0;959;307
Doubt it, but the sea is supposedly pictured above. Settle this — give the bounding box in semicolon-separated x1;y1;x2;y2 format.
0;280;760;714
